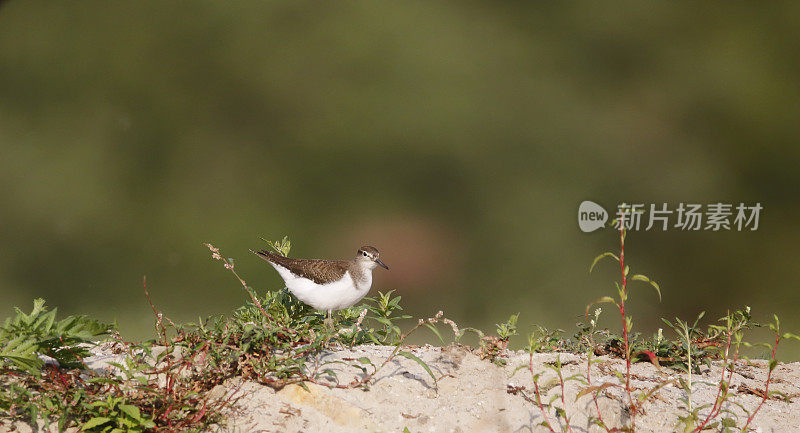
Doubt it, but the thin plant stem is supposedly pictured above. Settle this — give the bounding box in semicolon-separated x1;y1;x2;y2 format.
617;223;636;428
529;352;557;433
586;340;613;432
554;356;574;433
686;325;693;412
693;323;738;432
741;330;781;431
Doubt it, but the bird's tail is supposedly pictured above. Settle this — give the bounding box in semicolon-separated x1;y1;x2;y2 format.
250;249;277;262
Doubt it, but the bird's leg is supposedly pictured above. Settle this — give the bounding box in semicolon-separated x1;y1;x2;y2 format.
324;309;334;328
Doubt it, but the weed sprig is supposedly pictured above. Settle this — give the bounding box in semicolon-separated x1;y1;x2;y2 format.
508;217;799;433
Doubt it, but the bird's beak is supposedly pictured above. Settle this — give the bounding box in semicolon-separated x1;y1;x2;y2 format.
375;258;389;270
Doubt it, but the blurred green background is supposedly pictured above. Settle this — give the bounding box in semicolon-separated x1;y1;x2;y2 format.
2;2;799;354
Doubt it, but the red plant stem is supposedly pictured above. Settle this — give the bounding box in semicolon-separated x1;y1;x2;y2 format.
144;277;176;397
553;360;574;433
529;352;557;433
693;326;739;432
221;255;303;337
741;331;781;431
586;354;613;433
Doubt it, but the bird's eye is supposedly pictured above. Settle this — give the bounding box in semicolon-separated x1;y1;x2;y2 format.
362;251;367;256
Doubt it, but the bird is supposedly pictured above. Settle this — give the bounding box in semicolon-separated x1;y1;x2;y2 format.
251;245;389;320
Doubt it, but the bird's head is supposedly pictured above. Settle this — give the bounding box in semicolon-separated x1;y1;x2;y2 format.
355;245;389;270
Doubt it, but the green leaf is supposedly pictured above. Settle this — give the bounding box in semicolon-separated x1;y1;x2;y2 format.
32;308;57;333
743;342;772;350
510;363;529;378
585;296;617;318
81;417;112;430
769;390;790;401
695;310;706;321
678;378;691;394
783;332;800;342
576;382;616;401
31;298;46;317
373;317;394;327
118;404;143;422
29;404;38;426
589;252;619;273
397;351;437;384
630;274;662;301
637;379;676;404
424;323;444;344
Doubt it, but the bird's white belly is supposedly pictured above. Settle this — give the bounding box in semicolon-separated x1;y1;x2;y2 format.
271;264;372;311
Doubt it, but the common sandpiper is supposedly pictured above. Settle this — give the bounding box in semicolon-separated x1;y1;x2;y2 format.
252;245;389;319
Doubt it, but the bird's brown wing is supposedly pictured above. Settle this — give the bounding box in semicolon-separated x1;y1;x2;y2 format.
252;250;349;285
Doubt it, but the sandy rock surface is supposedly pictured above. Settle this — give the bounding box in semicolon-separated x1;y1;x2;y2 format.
211;345;800;433
4;344;800;433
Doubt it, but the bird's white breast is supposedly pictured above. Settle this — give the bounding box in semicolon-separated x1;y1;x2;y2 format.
269;262;372;311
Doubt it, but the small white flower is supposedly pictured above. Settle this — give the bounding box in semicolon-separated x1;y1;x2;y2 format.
354;308;368;331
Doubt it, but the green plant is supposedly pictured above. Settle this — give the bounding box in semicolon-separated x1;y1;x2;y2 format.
497;313;519;340
584;211;662;431
737;315;800;432
0;298;112;373
532;325;568;353
509;328;586;433
478;313;519;366
684;308;751;432
79;395;156;433
261;235;291;257
360;290;412;345
662;311;707;418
